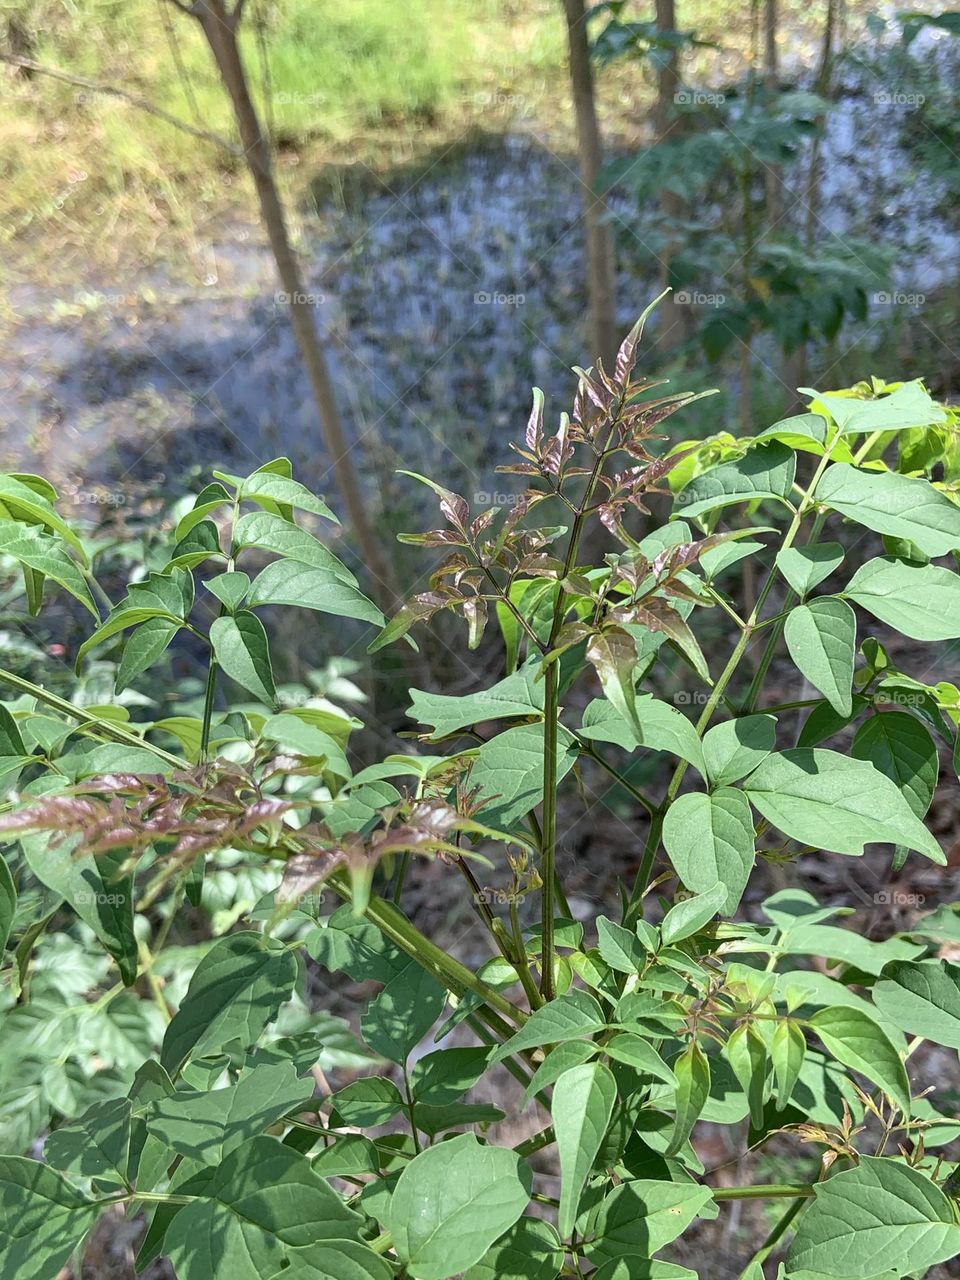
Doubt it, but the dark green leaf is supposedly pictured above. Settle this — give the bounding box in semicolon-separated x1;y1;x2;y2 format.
784;598;856;716
210;611;277;705
388;1132;532;1280
160;933;298;1077
554;1061;617;1237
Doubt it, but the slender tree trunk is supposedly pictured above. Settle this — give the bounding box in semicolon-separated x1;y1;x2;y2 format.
763;0;783;224
783;0;837;412
653;0;687;352
178;0;395;606
562;0;617;368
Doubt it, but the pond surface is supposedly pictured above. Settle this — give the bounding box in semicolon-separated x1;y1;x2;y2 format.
1;32;957;528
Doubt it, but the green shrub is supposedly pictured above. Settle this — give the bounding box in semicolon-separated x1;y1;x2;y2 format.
2;303;960;1278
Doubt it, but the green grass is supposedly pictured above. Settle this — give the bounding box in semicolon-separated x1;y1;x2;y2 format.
0;0;567;281
0;0;885;288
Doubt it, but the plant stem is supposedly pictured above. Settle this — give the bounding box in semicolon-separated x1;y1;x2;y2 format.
0;668;184;768
578;741;656;815
735;1194;808;1278
327;871;526;1031
628;438;844;911
509;896;544;1009
539;660;560;999
538;418;620;997
200;655;219;759
713;1184;814;1201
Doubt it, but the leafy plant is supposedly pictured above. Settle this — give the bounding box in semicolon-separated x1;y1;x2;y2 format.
2;302;960;1279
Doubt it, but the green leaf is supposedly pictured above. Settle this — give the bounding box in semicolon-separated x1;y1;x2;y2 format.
603;1034;677;1086
873;959;960;1049
776;542;845;597
663;789;755;915
851;712;938;819
311;1135;379;1179
470;722;579;829
0;473;87;559
78;568;194;664
673;441;796;520
597;916;650;974
585;1179;715;1267
553;1061;617;1237
0;523;97;616
666;1041;710;1156
44;1097;132;1187
580;695;706;777
784;598;856;715
248;559;383;626
490;990;606;1064
145;1062;314;1165
238;471;339;522
724;1024;767;1128
807;1006;910;1111
843;557;960;642
164;1137;364;1280
786;1156;960;1278
758;411;829;452
702;714;776;787
0;854;15;954
234;511;358;584
160;933;298;1077
387;1132;532;1280
408;661;543;741
276;1241;393;1280
410;1047;491;1105
743;749;944;862
804;379;945;435
770;1019;806;1109
590;1264;698;1280
116;617;180;692
261;713;350;777
586;629;645;741
175;483;231;540
210;611;277;705
462;1217;564;1280
360;961;445;1063
206;571;251;612
167;517;224;570
20;830;137;985
329;1078;405;1128
816;463;960;557
521;1041;598;1107
660;883;728;946
0;1157;98;1280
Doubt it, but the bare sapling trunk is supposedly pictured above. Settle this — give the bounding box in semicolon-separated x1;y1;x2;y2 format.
177;0;395;606
764;0;784;224
653;0;687;353
562;0;618;368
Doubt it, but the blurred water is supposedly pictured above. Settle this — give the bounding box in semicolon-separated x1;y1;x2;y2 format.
1;33;957;516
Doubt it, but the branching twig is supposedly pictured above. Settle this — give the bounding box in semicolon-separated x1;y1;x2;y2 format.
0;53;242;156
